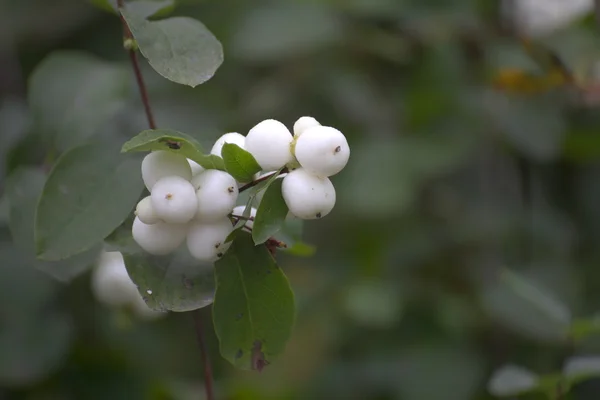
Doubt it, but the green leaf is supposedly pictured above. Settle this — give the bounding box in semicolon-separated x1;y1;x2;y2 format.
487;364;541;397
221;143;261;183
120;7;223;87
35;142;144;261
570;316;600;341
213;233;295;370
479;268;572;343
122;246;215;312
28;51;130;151
226;197;255;243
6;167;101;282
275;217;316;257
121;129;225;170
252;178;288;245
90;0;175;18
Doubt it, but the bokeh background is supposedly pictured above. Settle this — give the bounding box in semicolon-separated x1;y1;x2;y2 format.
3;0;600;398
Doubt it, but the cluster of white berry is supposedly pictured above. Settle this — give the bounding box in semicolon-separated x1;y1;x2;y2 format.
131;116;349;260
91;250;164;319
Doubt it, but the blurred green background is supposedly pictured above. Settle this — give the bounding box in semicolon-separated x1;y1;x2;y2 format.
4;0;600;398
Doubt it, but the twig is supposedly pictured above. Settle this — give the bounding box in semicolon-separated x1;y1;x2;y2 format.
239;168;288;192
193;309;216;400
116;2;214;398
116;0;156;130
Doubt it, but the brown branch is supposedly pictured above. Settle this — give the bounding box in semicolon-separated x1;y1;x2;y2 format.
117;0;156;130
116;2;213;399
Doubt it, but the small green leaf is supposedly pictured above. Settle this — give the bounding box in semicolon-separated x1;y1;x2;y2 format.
221;143;261;183
28;51;130;151
252;178;288;244
122;246;215;312
487;364;541;397
570;316;600;341
213;233;295;370
6;167;101;282
35;142;144;261
226;197;255;243
274;217;316;257
120;6;223;87
90;0;175;18
121;129;224;170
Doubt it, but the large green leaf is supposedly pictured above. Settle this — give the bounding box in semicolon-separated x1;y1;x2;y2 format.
6;167;101;282
28;51;130;151
122;245;215;312
120;6;223;87
121;129;224;170
221;143;261;183
35;142;144;261
252;178;288;245
213;233;295;370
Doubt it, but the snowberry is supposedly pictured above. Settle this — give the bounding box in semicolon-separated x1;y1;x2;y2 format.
245;119;294;171
186;218;234;262
151;176;197;224
282;168;336;219
192;170;239;221
232;205;257;230
91;251;140;307
132;217;186;255
135;196;160;225
188;159;205;176
293;126;350;177
141;151;192;191
293;116;320;137
211;132;246;157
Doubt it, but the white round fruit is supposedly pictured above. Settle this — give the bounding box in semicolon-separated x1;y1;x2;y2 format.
293;126;350;177
141;151;192;191
135;196;160;225
132;217;186;255
186;218;234;262
150;176;197;224
245;119;294;171
210;132;246;157
232;205;257;230
293;116;320;137
188;159;205;176
192;170;239;221
282;168;336;219
92;251;140;307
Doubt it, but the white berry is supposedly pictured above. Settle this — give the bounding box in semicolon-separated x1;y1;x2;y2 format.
132;216;186;255
91;251;139;307
232;205;257;230
294;126;350;177
245;119;294;171
210;132;246;157
141;151;192;191
186;218;234;262
192;170;239;221
282;168;336;219
135;196;160;225
151;176;198;224
188;159;205;176
293;116;320;137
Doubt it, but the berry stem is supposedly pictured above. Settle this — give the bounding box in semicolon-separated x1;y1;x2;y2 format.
239;168;288;193
116;0;156;130
116;2;214;398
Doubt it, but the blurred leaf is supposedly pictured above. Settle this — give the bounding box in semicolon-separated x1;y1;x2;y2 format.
0;98;29;182
570;316;600;341
221;143;261;183
0;310;73;388
122;246;215;312
6;167;101;282
35;142;143;261
491;68;569;94
28;51;130;151
276;217;316;257
342;279;403;328
121;129;225;170
480;268;572;343
120;7;223;87
231;3;343;62
253;179;288;245
487;364;541;397
563;356;600;385
213;233;295;370
90;0;175;18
